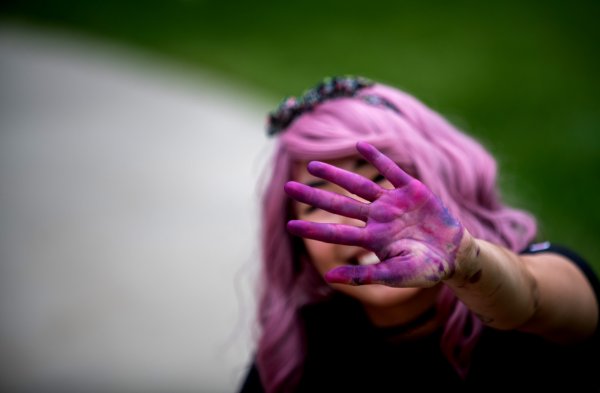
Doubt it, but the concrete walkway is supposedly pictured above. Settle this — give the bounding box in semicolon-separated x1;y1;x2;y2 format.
0;25;271;392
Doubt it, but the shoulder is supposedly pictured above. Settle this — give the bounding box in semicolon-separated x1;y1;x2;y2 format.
520;241;600;341
521;241;600;304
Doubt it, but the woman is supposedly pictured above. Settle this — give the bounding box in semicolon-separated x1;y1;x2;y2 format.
240;76;599;392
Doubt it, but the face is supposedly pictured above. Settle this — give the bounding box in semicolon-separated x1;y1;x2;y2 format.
292;155;430;309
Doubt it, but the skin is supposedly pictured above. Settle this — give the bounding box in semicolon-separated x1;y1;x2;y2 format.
287;141;598;342
287;141;464;287
290;152;442;328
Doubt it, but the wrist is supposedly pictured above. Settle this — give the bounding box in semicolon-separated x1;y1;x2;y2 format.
446;229;481;286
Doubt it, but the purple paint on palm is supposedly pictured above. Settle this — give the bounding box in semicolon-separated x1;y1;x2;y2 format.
286;141;465;288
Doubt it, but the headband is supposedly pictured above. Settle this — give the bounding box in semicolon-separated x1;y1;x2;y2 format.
266;76;402;136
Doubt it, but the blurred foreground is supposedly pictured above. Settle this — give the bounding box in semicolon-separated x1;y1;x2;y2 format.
0;25;268;392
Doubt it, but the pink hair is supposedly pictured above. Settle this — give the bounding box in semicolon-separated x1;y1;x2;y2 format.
256;83;537;392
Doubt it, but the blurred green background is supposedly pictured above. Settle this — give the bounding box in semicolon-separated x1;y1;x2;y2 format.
2;0;599;270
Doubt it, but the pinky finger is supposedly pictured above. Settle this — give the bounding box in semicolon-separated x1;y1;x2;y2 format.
325;259;422;287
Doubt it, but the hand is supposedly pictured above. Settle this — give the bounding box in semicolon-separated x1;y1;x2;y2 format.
285;141;465;287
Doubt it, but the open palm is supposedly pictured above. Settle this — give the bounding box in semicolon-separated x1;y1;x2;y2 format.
285;141;465;287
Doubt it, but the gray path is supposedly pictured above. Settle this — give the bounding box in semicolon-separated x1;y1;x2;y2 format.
0;25;271;392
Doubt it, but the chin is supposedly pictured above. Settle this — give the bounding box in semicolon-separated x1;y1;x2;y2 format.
332;283;424;308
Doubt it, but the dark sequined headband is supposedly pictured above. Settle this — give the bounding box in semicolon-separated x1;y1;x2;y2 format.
266;76;402;136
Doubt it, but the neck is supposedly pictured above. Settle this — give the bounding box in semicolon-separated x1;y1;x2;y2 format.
362;285;442;337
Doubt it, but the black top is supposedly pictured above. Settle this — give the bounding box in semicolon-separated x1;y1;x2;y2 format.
240;243;600;392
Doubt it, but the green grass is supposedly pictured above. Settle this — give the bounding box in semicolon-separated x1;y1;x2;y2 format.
2;0;599;269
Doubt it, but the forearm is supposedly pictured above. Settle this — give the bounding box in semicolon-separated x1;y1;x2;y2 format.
445;232;598;343
444;232;538;330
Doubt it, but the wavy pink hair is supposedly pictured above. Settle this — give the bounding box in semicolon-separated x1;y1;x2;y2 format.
256;82;537;392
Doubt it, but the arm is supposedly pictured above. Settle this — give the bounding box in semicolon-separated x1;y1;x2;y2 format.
286;141;598;343
449;233;598;343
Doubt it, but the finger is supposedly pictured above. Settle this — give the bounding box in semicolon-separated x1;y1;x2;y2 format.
307;161;383;202
325;257;421;287
285;181;369;221
356;141;413;188
287;220;368;247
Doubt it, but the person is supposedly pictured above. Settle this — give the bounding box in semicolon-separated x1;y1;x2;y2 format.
239;76;599;392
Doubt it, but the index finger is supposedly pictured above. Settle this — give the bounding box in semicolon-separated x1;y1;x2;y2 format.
356;141;413;188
